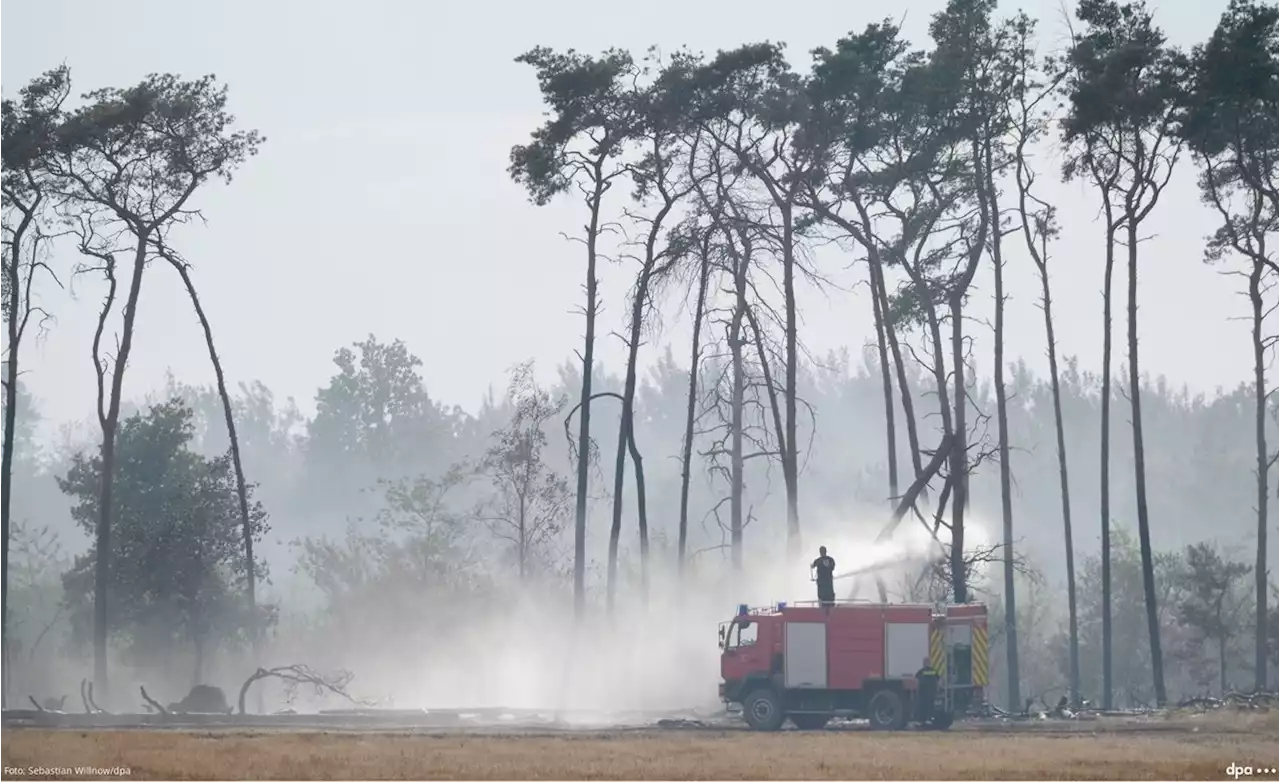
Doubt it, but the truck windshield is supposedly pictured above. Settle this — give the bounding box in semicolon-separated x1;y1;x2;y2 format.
731;620;757;648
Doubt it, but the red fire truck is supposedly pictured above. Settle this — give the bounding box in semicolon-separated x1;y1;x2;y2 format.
718;600;989;731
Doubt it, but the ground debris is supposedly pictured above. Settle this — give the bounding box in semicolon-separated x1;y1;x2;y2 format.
238;663;368;715
965;688;1279;727
1175;690;1276;712
27;695;66;713
655;718;708;729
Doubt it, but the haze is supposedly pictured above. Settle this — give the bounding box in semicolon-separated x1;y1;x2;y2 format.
1;0;1275;717
0;0;1254;429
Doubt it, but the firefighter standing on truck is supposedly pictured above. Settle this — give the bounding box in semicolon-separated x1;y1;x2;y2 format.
811;546;836;607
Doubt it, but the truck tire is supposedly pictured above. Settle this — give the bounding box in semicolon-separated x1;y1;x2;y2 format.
789;714;829;730
867;689;906;731
930;710;955;730
742;689;785;732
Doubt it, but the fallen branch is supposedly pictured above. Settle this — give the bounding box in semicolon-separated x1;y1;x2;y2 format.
87;681;106;714
237;664;365;715
27;605;65;663
30;694;67;712
847;433;953;600
28;696;44;712
561;391;624;458
875;433;956;545
139;686;169;715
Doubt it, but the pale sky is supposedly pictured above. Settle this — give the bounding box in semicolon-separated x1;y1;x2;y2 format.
1;0;1267;438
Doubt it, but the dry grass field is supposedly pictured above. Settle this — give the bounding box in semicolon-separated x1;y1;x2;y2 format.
3;711;1276;781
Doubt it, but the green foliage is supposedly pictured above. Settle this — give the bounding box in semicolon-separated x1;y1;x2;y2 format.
1174;542;1253;689
6;519;70;663
509;47;640;206
303;335;472;527
0;373;41;469
1180;0;1277;161
1061;0;1186;149
1179;0;1279;265
1066;526;1179;704
805;17;955;232
806;21;915;172
295;468;486;654
0;66;71;201
48;73;263;228
473;363;571;579
659;42;796;131
4;0;1276;706
57;399;271;667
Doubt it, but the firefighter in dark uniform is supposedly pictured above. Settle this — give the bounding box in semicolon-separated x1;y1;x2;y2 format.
811;546;836;607
916;656;940;722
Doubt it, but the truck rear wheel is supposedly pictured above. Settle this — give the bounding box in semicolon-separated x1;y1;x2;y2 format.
867;689;906;731
742;688;785;732
789;714;829;730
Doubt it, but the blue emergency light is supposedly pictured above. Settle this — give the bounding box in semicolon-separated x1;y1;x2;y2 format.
738;604;749;617
777;602;787;611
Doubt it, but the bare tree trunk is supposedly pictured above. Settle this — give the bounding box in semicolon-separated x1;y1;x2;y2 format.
573;171;606;621
607;409;628;611
744;306;787;513
865;263;896;606
1040;249;1079;705
1100;226;1116;711
168;259;258;664
725;209;761;573
729;265;748;572
903;226;960;603
812;203;923;480
626;431;649;605
1126;218;1166;707
0;359;12;711
947;128;993;607
94;237;151;704
1220;634;1228;695
870;259;921;601
873;262;924;480
781;208;800;562
677;251;711;578
193;634;205;689
925;308;955;438
1010;44;1080;707
1;205;36;710
519;500;528;582
609;161;677;609
991;207;1019;711
608;261;659;609
948;294;968;605
1249;260;1271;691
870;260;899;510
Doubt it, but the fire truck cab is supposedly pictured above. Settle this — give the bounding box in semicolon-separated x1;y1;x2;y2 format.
718;600;989;731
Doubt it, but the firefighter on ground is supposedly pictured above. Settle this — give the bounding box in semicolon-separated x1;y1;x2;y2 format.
915;656;940;721
811;546;836;607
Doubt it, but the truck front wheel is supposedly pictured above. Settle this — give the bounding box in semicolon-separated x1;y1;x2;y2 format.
867;689;906;731
742;689;785;732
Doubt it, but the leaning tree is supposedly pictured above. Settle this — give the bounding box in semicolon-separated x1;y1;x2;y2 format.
46;73;262;699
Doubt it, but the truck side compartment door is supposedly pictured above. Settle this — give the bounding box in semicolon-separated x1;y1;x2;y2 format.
784;622;828;689
947;622;974;686
885;622;930;678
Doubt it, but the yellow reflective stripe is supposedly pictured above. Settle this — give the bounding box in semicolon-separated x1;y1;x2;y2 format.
972;624;989;686
929;627;947;677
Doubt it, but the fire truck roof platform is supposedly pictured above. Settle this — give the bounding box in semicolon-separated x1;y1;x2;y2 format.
733;600;985;617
